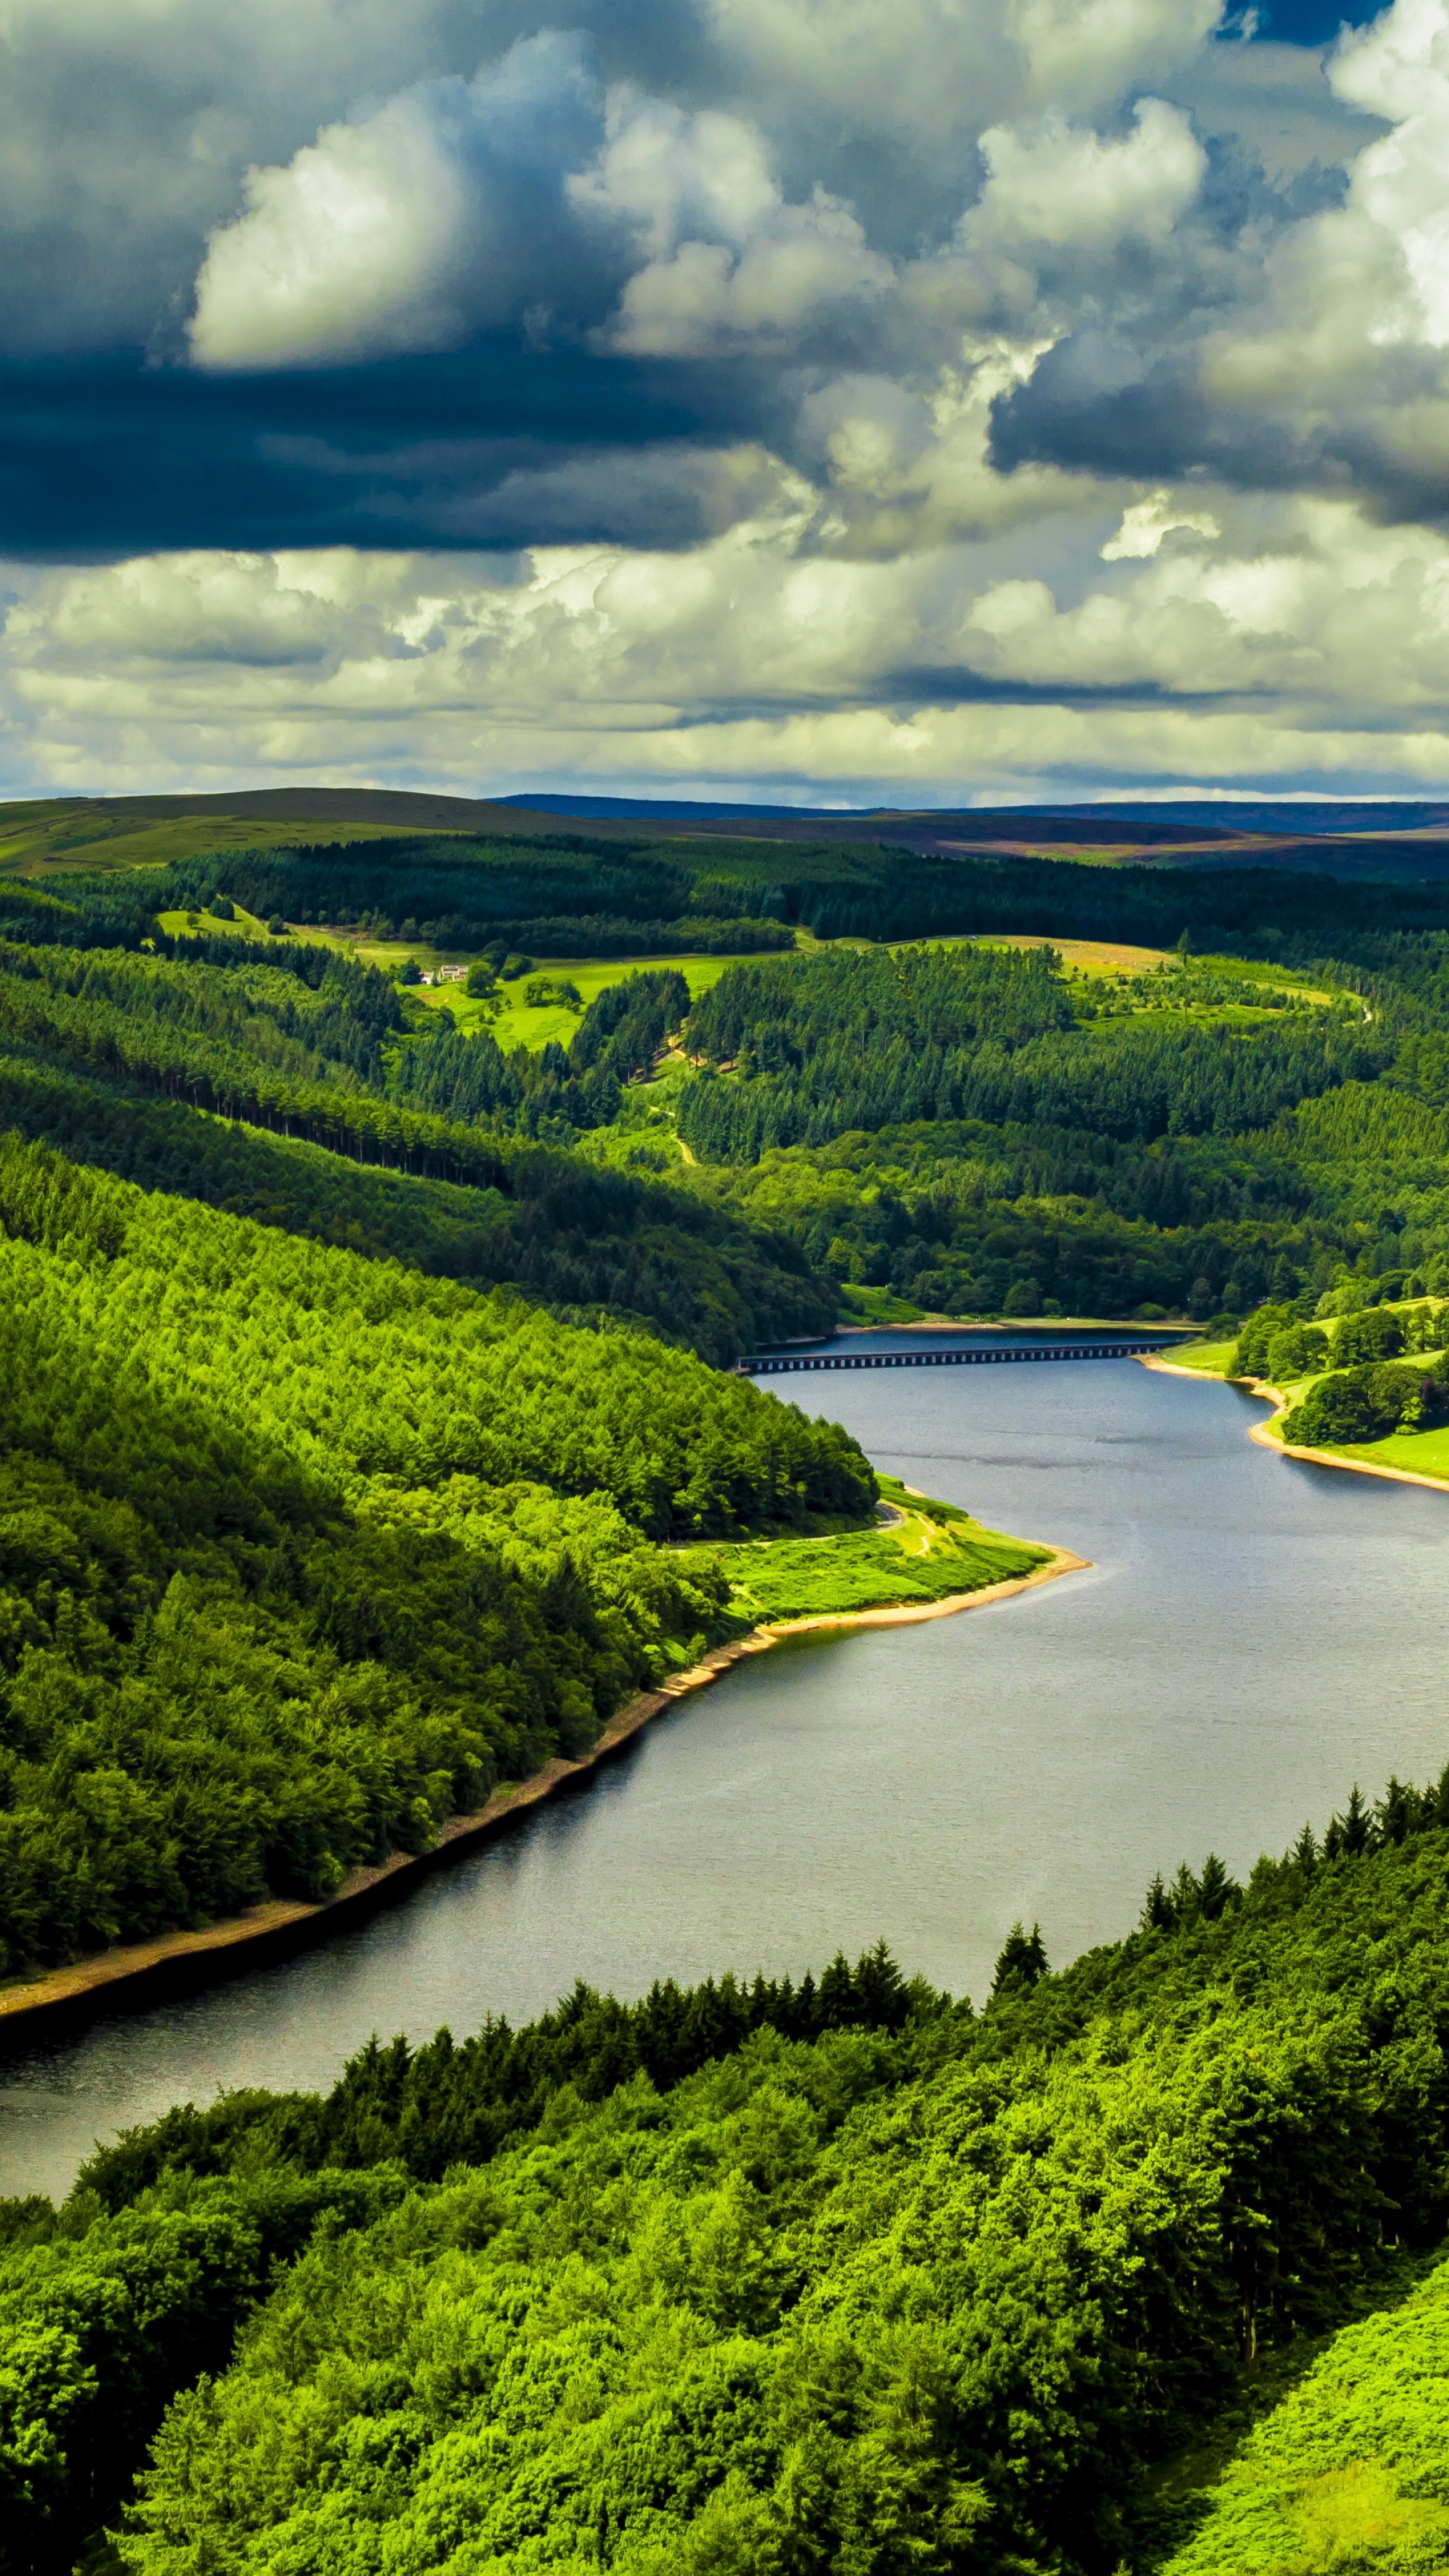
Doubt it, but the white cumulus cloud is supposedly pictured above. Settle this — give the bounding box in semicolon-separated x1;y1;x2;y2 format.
1198;0;1449;424
600;190;894;358
966;98;1207;257
12;494;1449;802
189;32;604;369
573;91;896;358
1009;0;1224;112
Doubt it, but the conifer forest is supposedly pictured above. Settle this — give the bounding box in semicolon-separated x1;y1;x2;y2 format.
5;815;1449;2572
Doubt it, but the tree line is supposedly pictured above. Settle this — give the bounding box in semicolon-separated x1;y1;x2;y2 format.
24;822;1449;971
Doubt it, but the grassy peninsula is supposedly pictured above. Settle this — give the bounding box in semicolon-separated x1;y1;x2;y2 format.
687;1476;1051;1625
1171;1293;1449;1485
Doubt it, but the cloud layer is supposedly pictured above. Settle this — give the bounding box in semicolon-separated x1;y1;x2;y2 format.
3;0;1449;801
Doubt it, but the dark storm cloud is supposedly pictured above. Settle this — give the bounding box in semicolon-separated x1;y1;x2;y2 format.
989;335;1265;486
0;0;1214;555
991;330;1449;525
1;0;1428;557
0;345;802;559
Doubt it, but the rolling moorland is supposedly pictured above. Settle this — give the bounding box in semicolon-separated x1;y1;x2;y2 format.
9;798;1449;2568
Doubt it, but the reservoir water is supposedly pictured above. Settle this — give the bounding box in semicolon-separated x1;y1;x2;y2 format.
5;1349;1448;2201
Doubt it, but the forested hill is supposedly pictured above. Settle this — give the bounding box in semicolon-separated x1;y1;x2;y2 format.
680;944;1380;1161
0;1133;871;1976
0;927;836;1362
10;1765;1449;2575
677;938;1432;1322
13;820;1449;1332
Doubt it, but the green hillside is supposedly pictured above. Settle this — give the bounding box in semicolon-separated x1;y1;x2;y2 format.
9;1769;1449;2574
1157;2253;1449;2573
12;814;1449;1356
0;1130;877;1978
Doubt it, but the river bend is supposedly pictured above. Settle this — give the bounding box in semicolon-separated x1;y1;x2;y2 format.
3;1350;1446;2200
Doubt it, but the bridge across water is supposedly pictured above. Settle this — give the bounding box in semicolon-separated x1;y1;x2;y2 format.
745;1338;1183;1374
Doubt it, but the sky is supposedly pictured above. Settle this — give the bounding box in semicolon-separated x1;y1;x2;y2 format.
7;0;1449;808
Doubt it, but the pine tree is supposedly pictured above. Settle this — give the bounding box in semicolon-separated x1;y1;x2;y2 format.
1140;1872;1177;1933
1377;1778;1414;1846
1172;1862;1201;1921
1340;1784;1373;1856
851;1939;910;2031
818;1951;857;2027
989;1922;1049;2000
1197;1852;1240;1921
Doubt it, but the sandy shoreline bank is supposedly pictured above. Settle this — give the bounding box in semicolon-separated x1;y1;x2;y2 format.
0;1544;1089;2046
1139;1353;1449;1495
1245;1415;1449;1491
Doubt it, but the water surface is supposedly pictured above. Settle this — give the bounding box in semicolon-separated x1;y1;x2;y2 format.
4;1357;1446;2200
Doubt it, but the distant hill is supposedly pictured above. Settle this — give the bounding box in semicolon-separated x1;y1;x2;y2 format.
0;788;574;875
0;785;1263;878
1061;798;1449;837
500;789;1449;841
5;784;1449;883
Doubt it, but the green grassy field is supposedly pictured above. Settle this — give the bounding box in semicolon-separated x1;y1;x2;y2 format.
837;1282;934;1326
441;951;767;1051
682;1475;1049;1623
1163;1340;1238;1375
153;914;789;1051
985;937;1332;1010
156;903;296;943
335;942;780;1049
1335;1421;1449;1480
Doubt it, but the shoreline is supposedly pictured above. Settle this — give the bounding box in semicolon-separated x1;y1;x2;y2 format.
1139;1354;1449;1494
0;1544;1089;2048
1246;1413;1449;1492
